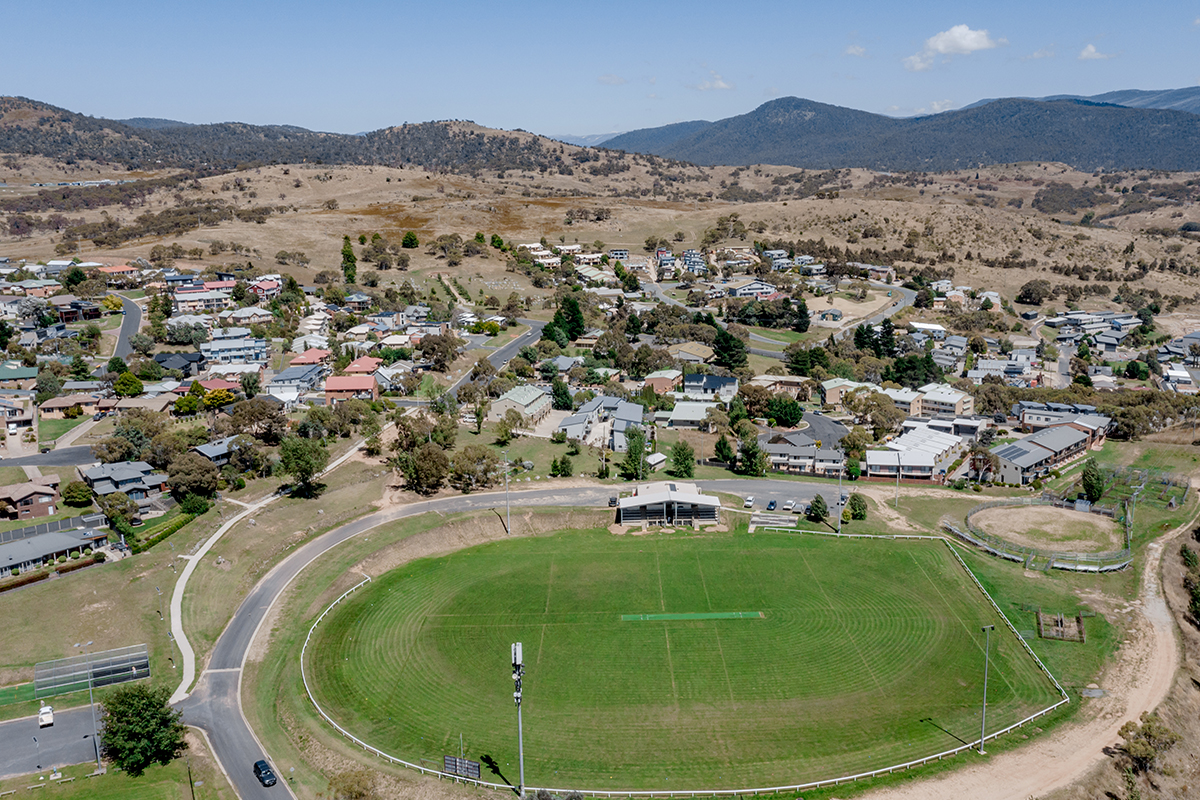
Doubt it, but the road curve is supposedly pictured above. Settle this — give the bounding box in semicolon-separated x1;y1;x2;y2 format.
177;485;617;800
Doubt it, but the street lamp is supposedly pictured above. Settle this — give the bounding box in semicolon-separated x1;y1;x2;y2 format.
511;642;526;798
73;641;101;770
979;624;995;754
155;586;163;621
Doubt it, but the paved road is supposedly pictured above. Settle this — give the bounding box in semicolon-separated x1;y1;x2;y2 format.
0;708;98;779
2;446;94;468
696;479;842;508
111;294;142;360
450;318;545;394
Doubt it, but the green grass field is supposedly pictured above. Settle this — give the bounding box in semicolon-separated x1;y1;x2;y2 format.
308;529;1061;790
38;416;89;442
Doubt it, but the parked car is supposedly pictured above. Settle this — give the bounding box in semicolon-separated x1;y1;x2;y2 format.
253;760;277;787
782;500;796;512
766;500;777;511
38;705;53;727
608;496;618;507
743;497;754;508
92;413;103;421
39;445;51;454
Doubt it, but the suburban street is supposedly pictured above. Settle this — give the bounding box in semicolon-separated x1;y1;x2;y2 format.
0;707;99;779
111;294;142;361
2;446;94;467
450;317;545;394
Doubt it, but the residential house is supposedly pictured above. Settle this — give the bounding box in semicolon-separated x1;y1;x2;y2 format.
289;348;332;366
344;293;373;312
643;369;683;394
191;435;241;467
864;450;938;481
38;394;102;419
174;290;233;314
679;374;738;402
663;401;719;428
154;351;207;376
488;385;551;425
249;279;281;300
0;476;61;520
373;364;412;394
265;364;326;405
218;307;275;326
324;375;378;403
81;461;169;500
344;356;383;374
818;378;881;409
666;342;714;364
724;278;777;298
200;337;269;364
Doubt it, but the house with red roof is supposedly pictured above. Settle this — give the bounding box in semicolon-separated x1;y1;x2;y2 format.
290;348;332;366
344;355;383;374
250;279;281;300
325;375;378;403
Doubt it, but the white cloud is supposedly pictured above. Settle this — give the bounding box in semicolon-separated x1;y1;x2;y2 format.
694;71;733;91
764;86;780;96
1023;48;1055;60
929;99;955;113
1194;16;1200;24
905;24;1000;71
597;74;626;86
1078;44;1113;60
844;44;866;57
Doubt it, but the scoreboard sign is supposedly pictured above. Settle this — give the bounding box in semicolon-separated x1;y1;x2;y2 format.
443;756;482;780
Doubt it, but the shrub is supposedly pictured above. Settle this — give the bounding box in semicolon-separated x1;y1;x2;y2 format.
550;430;567;443
180;495;210;515
56;556;67;564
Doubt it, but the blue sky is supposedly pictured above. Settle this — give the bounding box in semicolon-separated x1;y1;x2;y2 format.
7;1;1199;137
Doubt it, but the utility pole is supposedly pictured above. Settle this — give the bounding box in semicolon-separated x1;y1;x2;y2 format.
74;641;101;770
511;643;526;798
980;624;994;754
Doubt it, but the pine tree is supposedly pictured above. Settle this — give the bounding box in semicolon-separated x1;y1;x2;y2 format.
714;434;735;465
669;441;695;478
1081;458;1105;502
341;236;357;284
807;494;828;522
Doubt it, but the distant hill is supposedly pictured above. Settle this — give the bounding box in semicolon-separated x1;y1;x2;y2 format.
0;96;645;175
117;117;194;130
546;132;625;147
599;120;712;153
601;96;1200;170
964;87;1200;116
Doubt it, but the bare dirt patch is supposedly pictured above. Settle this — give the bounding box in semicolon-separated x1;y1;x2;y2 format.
971;506;1121;552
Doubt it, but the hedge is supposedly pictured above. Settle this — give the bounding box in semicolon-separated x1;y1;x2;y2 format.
0;570;51;595
131;513;196;554
54;557;98;576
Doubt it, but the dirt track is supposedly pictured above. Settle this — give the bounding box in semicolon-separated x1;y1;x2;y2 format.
861;516;1190;800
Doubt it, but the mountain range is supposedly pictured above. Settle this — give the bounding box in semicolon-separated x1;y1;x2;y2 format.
601;94;1200;171
6;88;1200;174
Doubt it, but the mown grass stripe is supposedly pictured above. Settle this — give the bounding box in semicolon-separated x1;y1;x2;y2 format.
621;611;764;621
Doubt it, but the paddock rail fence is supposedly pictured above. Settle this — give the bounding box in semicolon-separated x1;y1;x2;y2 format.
299;533;1070;799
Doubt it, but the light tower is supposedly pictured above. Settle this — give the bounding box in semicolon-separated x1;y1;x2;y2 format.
979;624;995;754
511;642;526;798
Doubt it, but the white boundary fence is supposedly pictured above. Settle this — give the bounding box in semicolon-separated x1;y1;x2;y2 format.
944;497;1133;573
299;533;1070;798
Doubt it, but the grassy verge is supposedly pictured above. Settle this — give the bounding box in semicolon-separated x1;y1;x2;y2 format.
38;416;89;442
0;730;234;799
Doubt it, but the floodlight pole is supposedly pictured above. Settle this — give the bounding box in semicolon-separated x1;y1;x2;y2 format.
511;643;526;798
836;447;843;535
74;641;101;770
503;449;511;535
980;624;994;754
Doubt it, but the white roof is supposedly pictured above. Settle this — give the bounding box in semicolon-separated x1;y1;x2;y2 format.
669;401;718;422
909;322;947;333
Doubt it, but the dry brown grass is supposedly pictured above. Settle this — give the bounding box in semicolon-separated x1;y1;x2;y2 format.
971;505;1121;552
3;152;1199;313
